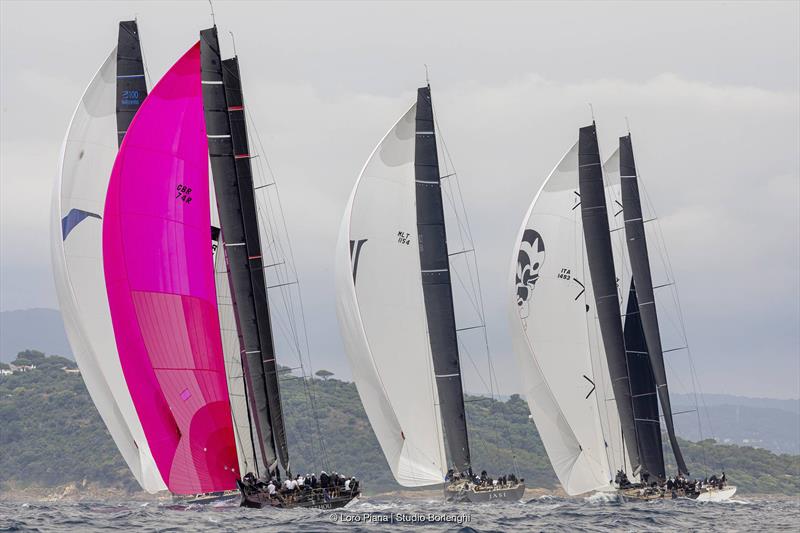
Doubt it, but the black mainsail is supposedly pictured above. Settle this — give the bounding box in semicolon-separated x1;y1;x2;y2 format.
201;26;290;478
115;20;147;146
578;123;641;472
415;86;472;474
623;280;666;478
620;134;689;475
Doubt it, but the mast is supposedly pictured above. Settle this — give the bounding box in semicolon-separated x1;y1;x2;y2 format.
115;20;147;146
201;26;290;478
620;134;689;475
578;123;641;473
623;280;666;478
415;86;471;474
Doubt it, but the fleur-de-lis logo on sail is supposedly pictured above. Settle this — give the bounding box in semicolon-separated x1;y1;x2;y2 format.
516;229;545;316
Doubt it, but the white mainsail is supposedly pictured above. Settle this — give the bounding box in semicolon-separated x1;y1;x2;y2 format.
50;48;165;492
335;104;447;486
509;141;620;495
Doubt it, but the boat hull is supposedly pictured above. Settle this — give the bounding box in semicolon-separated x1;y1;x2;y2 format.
620;485;737;502
172;491;239;505
444;482;526;503
237;480;360;510
695;485;737;502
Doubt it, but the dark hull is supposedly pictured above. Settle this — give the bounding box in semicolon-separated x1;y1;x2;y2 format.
444;482;526;503
237;480;359;510
171;491;239;505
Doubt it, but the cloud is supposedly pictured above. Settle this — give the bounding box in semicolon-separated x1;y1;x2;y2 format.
1;1;798;398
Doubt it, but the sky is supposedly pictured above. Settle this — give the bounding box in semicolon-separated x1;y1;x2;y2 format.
1;1;798;400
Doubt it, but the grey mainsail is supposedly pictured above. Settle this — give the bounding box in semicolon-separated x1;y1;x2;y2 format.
415;86;471;474
620;134;689;475
578;123;641;472
201;26;290;478
115;20;147;146
624;280;666;478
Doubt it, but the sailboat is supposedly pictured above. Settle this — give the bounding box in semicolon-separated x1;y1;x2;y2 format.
510;123;736;501
199;25;359;509
335;85;525;502
52;20;359;509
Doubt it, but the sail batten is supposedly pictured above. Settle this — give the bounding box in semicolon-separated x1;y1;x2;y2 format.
620;134;688;475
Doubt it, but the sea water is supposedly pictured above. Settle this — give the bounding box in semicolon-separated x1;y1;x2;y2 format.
1;494;798;532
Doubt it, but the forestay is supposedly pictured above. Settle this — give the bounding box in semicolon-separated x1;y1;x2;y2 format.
335;104;448;487
509;141;617;495
50;45;164;493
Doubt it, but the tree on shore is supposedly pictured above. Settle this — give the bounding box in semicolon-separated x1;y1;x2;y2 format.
315;369;334;381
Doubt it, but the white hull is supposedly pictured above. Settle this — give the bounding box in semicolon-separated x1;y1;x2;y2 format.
619;484;737;502
695;485;737;502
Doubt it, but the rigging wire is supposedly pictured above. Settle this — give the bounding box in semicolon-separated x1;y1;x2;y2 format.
241;91;331;472
430;94;507;469
636;155;715;474
133;16;153;89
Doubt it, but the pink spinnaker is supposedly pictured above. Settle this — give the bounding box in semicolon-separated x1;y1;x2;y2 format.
103;43;238;494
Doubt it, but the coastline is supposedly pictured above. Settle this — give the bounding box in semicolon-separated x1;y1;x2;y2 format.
6;482;792;503
0;483;566;503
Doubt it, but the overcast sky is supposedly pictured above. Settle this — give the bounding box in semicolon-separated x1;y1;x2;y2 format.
1;1;798;401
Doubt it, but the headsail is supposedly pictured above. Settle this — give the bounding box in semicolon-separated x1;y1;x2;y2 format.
335;104;448;487
103;42;238;494
622;280;666;478
509;141;616;494
201;26;289;477
620;134;688;475
414;87;471;474
578;124;641;473
50;22;164;493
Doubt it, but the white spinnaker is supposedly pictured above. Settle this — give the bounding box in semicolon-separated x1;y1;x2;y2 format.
335;104;447;487
509;141;616;495
50;48;165;492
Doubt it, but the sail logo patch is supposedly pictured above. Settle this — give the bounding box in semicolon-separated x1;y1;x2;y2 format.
61;208;101;240
121;90;141;106
349;239;368;283
175;184;193;204
516;229;545;315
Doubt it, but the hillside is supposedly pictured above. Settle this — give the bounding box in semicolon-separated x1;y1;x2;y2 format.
1;352;798;496
3;309;798;455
